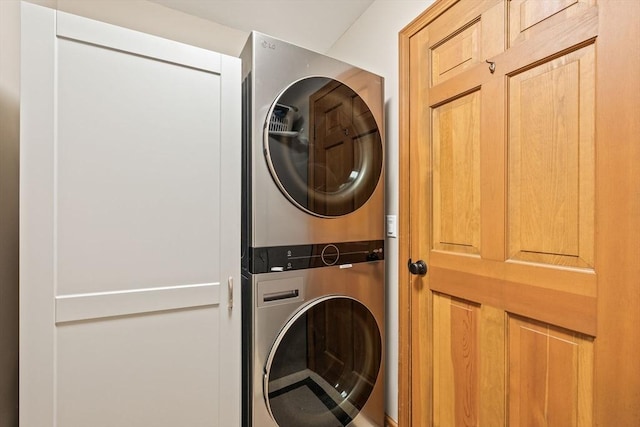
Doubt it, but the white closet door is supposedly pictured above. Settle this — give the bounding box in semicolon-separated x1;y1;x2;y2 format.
20;3;241;426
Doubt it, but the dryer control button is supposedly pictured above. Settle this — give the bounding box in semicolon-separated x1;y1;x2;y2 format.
321;244;340;266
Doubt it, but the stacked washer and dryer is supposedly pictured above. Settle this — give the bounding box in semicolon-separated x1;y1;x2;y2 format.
240;32;385;427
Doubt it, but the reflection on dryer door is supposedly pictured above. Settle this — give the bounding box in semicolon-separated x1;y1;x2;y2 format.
309;81;381;217
265;76;383;218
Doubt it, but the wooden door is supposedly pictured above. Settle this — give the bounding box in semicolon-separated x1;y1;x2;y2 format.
20;4;241;426
399;0;640;426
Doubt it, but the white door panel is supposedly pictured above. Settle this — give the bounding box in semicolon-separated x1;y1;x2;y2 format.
20;3;241;426
56;35;222;294
56;308;221;427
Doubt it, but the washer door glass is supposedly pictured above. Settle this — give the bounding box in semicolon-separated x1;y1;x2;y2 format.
264;77;383;217
264;296;382;427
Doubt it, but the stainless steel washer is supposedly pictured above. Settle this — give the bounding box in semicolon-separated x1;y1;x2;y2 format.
242;242;384;427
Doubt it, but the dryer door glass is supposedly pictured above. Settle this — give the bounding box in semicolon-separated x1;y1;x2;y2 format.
264;296;382;427
264;77;383;217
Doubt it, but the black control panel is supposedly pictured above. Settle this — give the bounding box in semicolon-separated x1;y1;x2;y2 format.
248;240;384;274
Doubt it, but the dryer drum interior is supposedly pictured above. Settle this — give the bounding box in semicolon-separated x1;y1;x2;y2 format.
264;296;382;427
264;77;383;217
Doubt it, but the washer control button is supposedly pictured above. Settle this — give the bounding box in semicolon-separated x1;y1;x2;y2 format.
321;244;340;266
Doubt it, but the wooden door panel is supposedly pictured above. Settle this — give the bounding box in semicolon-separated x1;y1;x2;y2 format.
508;44;595;268
478;304;506;425
431;21;480;86
428;0;504;87
433;295;479;427
508;316;594;426
509;0;596;47
432;293;595;427
432;91;481;255
433;294;507;426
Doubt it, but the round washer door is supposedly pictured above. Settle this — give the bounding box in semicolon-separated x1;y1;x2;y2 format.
264;296;382;427
264;77;383;217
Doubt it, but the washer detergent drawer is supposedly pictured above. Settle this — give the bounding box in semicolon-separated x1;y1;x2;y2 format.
258;277;305;307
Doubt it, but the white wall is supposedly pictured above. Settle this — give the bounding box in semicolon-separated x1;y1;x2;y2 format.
326;0;433;422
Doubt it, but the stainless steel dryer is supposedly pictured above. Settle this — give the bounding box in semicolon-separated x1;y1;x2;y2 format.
242;243;384;427
240;31;384;251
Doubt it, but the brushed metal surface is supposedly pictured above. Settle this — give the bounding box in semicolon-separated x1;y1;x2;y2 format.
241;31;385;248
248;262;385;427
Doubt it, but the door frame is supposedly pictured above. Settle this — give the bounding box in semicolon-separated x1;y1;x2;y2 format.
397;0;640;426
398;2;457;425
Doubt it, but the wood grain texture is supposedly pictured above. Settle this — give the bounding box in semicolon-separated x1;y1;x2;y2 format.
429;250;596;297
408;23;434;426
478;305;505;425
432;92;481;255
508;316;594;426
508;44;595;268
594;1;640;424
433;295;479;427
431;20;480;86
479;75;506;262
400;1;639;426
509;0;596;46
429;266;596;336
397;19;412;427
426;0;502;58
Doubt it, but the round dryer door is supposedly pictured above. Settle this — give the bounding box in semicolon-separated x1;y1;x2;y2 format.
264;296;382;427
264;77;383;217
